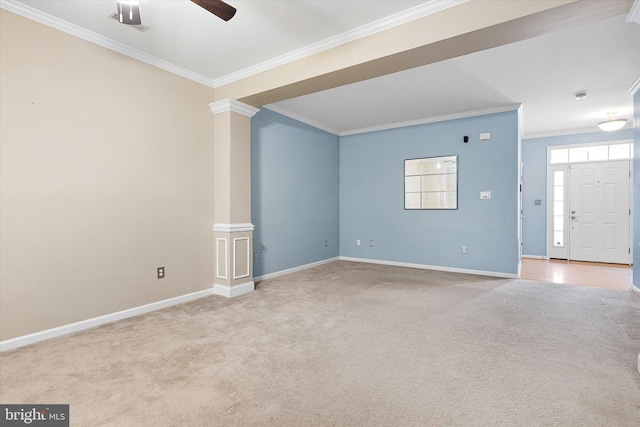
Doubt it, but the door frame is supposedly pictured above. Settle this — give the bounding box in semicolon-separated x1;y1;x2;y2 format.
545;140;633;263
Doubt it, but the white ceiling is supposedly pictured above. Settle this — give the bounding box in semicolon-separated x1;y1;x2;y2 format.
4;0;640;137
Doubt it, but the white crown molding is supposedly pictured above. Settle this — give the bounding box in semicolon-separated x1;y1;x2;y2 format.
3;0;470;92
209;99;260;117
263;105;340;136
212;0;470;88
0;0;217;88
213;223;255;233
628;76;640;95
627;0;640;25
340;104;522;137
0;288;214;352
523;123;633;140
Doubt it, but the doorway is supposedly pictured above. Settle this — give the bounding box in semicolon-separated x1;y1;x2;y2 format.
546;141;632;264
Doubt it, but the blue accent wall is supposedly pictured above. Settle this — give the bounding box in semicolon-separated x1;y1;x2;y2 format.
251;108;340;277
339;111;520;275
521;129;634;257
634;90;639;289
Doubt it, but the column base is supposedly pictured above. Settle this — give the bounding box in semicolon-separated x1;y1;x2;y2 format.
213;281;255;298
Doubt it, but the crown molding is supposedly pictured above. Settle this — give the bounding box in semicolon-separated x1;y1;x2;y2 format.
263;105;340;136
523;123;633;140
3;0;470;91
209;99;260;117
628;76;640;95
212;0;470;88
340;104;522;137
0;0;217;88
627;0;640;25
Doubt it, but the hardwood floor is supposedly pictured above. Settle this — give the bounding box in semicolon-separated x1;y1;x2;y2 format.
520;258;632;290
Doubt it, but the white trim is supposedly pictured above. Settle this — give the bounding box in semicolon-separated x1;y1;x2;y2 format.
627;0;640;25
213;281;255;298
213;223;255;233
628;76;640;96
545;139;633;152
546;162;569;260
0;0;217;88
522;255;547;260
216;238;228;280
525;124;633;140
0;289;214;352
209;99;259;117
632;283;640;294
2;0;469;91
233;237;251;280
340;104;521;136
263;105;340;136
212;0;470;88
338;257;519;279
253;257;340;282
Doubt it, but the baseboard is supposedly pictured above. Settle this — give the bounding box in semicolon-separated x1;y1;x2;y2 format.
632;283;640;295
213;281;255;298
254;257;339;282
522;255;547;260
0;288;214;353
339;256;519;279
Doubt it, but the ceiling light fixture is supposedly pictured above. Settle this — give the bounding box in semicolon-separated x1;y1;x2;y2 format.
116;1;141;25
598;112;627;132
575;92;587;100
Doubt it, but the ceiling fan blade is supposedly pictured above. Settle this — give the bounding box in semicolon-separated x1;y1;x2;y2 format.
191;0;237;21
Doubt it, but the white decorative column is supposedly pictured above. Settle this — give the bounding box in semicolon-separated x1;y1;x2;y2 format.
210;99;260;297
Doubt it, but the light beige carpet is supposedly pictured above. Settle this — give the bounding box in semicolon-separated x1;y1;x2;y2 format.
1;261;639;426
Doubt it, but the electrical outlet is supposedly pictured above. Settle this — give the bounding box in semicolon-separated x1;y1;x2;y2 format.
324;240;328;247
370;240;375;247
253;252;259;260
461;246;467;254
357;240;361;246
157;267;165;279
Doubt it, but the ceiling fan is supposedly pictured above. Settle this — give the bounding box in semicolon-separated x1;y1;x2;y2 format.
116;0;236;26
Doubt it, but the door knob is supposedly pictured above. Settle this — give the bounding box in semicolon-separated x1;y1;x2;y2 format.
571;215;578;220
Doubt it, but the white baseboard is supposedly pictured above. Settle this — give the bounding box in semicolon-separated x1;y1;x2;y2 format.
522;255;547;260
213;281;255;298
632;283;640;295
339;256;519;279
254;257;339;282
0;289;214;353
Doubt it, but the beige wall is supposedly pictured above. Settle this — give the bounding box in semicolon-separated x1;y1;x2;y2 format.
213;111;253;225
0;10;216;340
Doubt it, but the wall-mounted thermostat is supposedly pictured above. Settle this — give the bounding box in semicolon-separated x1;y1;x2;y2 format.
480;191;491;199
479;132;492;141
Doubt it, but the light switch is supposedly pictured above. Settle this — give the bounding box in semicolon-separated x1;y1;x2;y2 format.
480;191;491;199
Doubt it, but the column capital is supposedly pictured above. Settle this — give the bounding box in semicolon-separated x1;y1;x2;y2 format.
209;99;260;117
213;223;255;232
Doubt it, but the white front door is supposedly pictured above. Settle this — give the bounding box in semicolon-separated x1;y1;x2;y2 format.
569;160;631;264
